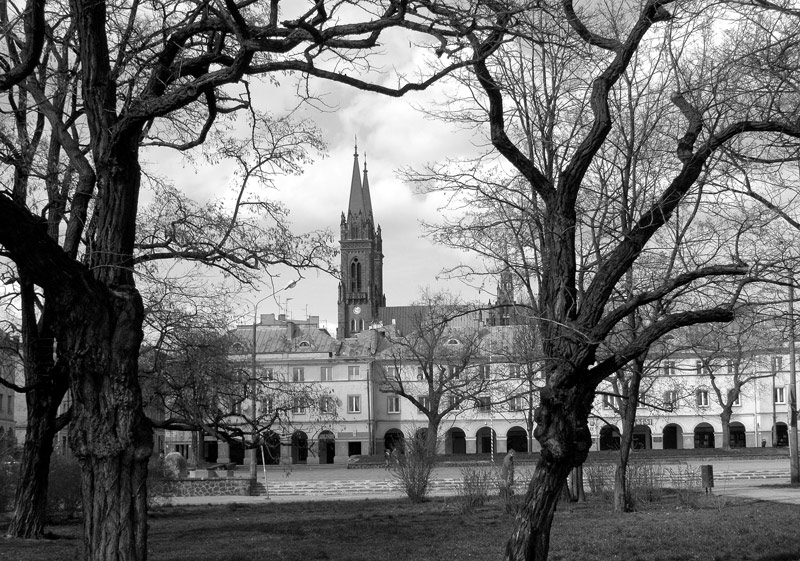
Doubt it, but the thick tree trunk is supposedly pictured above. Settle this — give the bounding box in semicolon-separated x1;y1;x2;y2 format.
66;286;153;561
504;386;593;561
720;411;731;451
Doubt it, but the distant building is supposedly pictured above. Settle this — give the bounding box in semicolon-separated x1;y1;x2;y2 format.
0;334;20;456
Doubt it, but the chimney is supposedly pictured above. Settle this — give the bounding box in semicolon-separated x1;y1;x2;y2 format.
286;321;296;339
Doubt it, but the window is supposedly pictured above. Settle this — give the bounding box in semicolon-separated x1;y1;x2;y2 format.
387;396;400;413
695;360;703;376
386;366;399;378
264;367;274;381
298;341;311;348
663;361;676;376
446;338;460;346
773;355;784;372
447;394;460;410
664;390;678;409
292;397;306;414
348;366;360;380
418;396;430;411
262;397;273;413
726;360;735;375
321;366;332;381
292;367;304;382
0;397;3;412
509;365;521;378
775;386;786;404
348;395;361;413
448;364;459;379
602;394;618;410
696;389;709;407
478;364;490;379
350;258;362;292
509;395;525;411
476;396;491;413
417;367;425;381
320;396;335;414
730;390;741;407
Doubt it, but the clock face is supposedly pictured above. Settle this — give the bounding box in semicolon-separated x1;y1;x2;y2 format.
353;306;361;315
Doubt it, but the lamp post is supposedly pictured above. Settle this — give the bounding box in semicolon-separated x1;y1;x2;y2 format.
248;280;298;480
788;284;799;485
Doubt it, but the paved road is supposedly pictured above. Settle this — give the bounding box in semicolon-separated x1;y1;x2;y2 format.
166;456;800;506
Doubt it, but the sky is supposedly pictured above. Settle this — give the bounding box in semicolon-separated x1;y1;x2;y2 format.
145;42;493;335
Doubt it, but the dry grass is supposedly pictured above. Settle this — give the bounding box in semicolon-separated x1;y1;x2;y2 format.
2;493;799;561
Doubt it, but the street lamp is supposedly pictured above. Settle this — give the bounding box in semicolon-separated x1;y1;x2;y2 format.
248;280;298;481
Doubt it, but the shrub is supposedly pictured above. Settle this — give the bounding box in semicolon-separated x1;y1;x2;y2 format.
628;460;665;504
665;461;702;508
582;462;614;501
391;434;436;503
456;466;492;513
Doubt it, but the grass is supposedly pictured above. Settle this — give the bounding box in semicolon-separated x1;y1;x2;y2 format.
2;493;799;561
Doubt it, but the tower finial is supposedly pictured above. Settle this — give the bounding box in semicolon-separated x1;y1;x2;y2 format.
354;135;358;157
363;152;368;173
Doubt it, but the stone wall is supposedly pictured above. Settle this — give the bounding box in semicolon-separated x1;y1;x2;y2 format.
157;477;253;497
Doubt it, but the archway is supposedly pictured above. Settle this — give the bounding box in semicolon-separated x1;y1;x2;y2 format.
476;427;496;454
384;428;404;452
694;423;715;449
445;428;466;454
229;440;245;465
319;430;336;464
261;431;280;465
599;425;621;450
729;422;746;448
662;424;683;449
632;425;652;450
506;426;528;453
292;430;309;464
775;422;789;447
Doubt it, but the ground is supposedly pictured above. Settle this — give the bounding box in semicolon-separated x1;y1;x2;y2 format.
2;492;799;561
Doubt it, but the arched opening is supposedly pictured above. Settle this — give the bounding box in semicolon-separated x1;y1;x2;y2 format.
632;425;652;450
506;426;528;453
350;258;362;293
229;440;245;465
318;431;336;464
291;430;309;464
729;422;746;448
476;427;496;454
384;428;404;452
694;423;715;449
260;431;280;465
663;424;683;449
775;422;789;447
599;425;621;450
445;428;466;454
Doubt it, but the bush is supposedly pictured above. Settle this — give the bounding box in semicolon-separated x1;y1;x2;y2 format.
391;434;436;503
456;466;492;513
47;454;82;519
628;460;665;504
582;462;614;500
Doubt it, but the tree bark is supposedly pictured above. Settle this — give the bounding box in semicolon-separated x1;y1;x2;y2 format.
720;410;731;451
504;385;593;561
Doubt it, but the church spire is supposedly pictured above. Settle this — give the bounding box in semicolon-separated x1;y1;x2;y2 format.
361;153;373;220
347;140;364;216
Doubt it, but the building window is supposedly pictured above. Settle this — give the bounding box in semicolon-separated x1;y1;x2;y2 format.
726;360;734;375
298;341;311;348
387;396;400;413
509;365;521;378
417;367;425;381
320;366;332;381
730;390;741;407
773;355;784;372
509;395;525;411
663;361;676;376
348;366;360;380
262;397;273;413
775;386;786;404
695;360;703;376
476;396;491;413
448;364;459;379
418;396;430;411
478;364;490;379
350;258;362;292
320;396;335;414
264;368;274;381
292;398;306;414
348;395;361;413
446;338;460;346
696;389;709;407
664;390;678;409
292;367;304;382
447;394;460;410
602;394;618;410
385;366;399;378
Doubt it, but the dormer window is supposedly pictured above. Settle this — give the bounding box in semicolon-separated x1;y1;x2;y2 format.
231;342;245;353
298;341;311;348
446;338;460;346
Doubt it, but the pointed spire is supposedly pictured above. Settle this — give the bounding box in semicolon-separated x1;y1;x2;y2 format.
361;152;373;220
347;139;364;216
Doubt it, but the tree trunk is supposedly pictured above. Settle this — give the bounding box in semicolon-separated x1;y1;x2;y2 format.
6;386;65;538
720;410;731;451
504;385;593;561
66;286;153;561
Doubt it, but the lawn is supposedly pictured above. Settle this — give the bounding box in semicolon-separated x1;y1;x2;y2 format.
2;493;799;561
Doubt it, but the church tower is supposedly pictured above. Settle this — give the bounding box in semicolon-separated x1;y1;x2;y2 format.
338;143;385;339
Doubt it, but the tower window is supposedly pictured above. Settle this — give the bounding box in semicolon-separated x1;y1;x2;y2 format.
350;258;362;292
